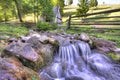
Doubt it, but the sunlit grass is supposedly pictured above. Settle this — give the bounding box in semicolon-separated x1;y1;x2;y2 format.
0;24;29;37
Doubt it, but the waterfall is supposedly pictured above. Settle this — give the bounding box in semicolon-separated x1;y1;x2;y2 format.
40;41;120;80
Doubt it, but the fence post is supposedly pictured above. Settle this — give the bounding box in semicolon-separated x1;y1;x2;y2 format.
67;15;71;29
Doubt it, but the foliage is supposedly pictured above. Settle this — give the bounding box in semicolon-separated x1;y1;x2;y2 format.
0;0;65;22
38;0;54;22
90;0;98;7
51;0;58;6
0;0;14;21
37;22;57;31
58;0;65;15
76;0;89;16
68;0;73;5
21;0;34;14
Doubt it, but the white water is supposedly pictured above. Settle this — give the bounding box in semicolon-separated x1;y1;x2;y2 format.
40;41;120;80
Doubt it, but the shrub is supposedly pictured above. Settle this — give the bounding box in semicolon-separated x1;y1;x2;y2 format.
37;22;57;31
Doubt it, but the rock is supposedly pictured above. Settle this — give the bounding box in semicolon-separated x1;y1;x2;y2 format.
0;40;8;52
1;42;44;71
79;33;90;42
0;57;40;80
27;36;55;63
27;33;59;46
38;44;55;63
8;38;17;43
88;39;93;48
114;48;120;54
40;72;53;80
40;63;64;80
38;34;59;45
30;33;41;38
0;35;10;40
46;63;64;78
20;36;31;42
27;36;42;52
48;37;59;46
91;37;116;53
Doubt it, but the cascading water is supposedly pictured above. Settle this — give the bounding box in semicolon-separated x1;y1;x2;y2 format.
40;40;120;80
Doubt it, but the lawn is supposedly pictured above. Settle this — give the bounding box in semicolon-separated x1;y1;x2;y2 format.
0;24;29;37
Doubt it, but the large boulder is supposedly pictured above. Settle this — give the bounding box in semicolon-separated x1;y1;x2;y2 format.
27;36;42;52
0;57;40;80
27;36;56;63
38;44;55;63
91;37;117;53
38;34;59;46
1;41;44;71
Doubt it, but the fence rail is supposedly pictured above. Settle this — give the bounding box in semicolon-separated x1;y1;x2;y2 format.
67;8;120;29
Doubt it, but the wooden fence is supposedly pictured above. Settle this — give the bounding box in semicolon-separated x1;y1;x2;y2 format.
67;8;120;29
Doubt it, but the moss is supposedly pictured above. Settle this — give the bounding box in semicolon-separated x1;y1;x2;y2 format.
108;52;120;61
31;75;39;80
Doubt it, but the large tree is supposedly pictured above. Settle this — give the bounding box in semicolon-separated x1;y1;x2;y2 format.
76;0;89;16
13;0;23;22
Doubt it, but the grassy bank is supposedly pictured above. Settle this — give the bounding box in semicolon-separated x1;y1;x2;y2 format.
0;24;29;37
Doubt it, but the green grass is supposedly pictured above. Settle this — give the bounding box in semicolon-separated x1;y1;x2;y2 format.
0;24;29;37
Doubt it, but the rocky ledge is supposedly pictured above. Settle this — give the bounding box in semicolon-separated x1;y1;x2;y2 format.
0;31;120;80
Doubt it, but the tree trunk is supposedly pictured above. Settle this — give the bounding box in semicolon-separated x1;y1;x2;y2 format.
13;0;23;22
33;0;36;23
4;10;7;23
